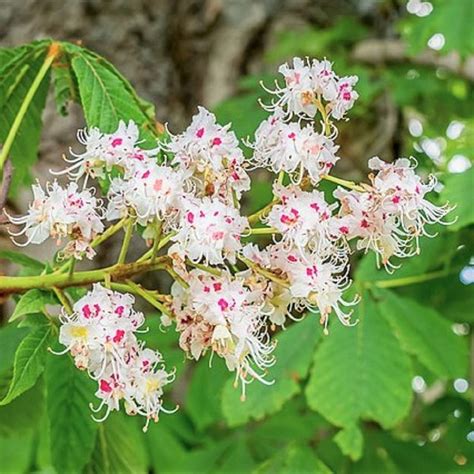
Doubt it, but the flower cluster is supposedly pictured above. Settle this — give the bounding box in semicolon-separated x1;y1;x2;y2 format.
249;108;340;184
167;269;274;399
9;56;453;425
332;157;452;267
56;284;175;430
262;57;359;121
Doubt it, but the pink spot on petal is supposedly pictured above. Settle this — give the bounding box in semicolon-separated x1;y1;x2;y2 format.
218;298;229;311
113;329;125;343
100;380;113;393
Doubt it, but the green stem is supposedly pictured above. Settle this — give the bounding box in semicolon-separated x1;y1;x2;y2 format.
125;280;173;318
247;200;279;225
238;256;289;288
246;226;279;236
277;170;285;186
372;269;456;289
0;257;168;294
67;258;76;280
0;42;60;171
185;260;222;276
164;265;189;289
321;174;366;193
52;287;73;314
91;217;128;249
117;219;134;264
137;231;176;263
54;218;127;274
151;220;163;261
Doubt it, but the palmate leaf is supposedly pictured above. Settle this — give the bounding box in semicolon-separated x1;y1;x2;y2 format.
68;45;159;148
222;315;321;427
0;319;54;405
306;293;413;431
0;41;51;191
376;289;468;379
45;352;98;474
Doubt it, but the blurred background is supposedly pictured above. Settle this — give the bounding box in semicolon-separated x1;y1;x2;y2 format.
0;0;473;473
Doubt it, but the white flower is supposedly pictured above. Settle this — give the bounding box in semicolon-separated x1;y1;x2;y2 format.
272;57;318;118
331;157;453;268
169;196;248;265
106;162;185;230
267;243;357;332
171;270;274;399
368;156;453;235
250;113;339;184
266;184;338;253
55;284;175;431
311;59;338;101
164;107;250;201
333;187;410;267
330;76;359;120
8;181;104;259
57;120;159;181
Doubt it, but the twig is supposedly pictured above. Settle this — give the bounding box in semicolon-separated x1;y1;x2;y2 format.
0;160;13;225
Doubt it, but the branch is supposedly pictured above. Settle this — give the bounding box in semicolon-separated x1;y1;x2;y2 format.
0;160;13;225
0;256;169;295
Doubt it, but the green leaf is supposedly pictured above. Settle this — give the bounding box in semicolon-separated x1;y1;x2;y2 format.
249;397;329;461
46;353;98;474
222;315;321;427
52;50;79;116
86;413;148;474
306;293;413;429
441;168;474;231
376;289;468;379
0;249;45;270
69;48;158;147
0;42;51;191
334;424;363;461
0;324;29;375
0;378;44;436
145;422;187;474
0;320;54;405
10;289;58;322
253;443;332;474
186;357;229;431
0;430;35;473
